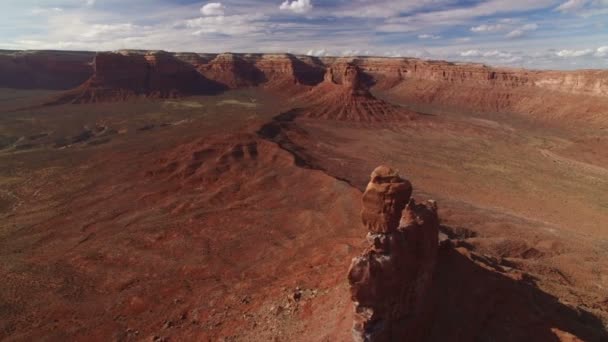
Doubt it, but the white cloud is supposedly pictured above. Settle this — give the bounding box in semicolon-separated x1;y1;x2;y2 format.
555;0;588;12
460;50;515;59
338;49;374;56
341;49;360;56
31;7;64;15
334;1;453;19
556;48;594;57
379;0;555;33
471;24;506;32
522;23;539;30
506;23;538;38
186;13;267;36
306;48;327;56
482;50;513;58
594;46;608;57
505;29;524;38
279;0;313;14
472;22;538;37
201;2;226;16
81;23;137;38
418;34;441;39
457;49;525;65
460;49;482;57
86;0;96;6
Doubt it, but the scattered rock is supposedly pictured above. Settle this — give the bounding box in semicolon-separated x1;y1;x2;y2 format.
291;288;302;302
162;320;173;329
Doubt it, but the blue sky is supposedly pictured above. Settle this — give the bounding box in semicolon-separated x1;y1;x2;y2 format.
1;0;607;69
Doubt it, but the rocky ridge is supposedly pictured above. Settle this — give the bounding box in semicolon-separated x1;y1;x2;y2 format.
50;51;225;103
0;50;94;89
2;49;605;124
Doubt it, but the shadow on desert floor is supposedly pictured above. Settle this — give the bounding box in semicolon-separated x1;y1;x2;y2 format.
429;231;607;342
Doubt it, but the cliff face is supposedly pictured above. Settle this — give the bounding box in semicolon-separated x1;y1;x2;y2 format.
347;58;608;124
52;51;225;103
92;52;149;93
252;54;325;90
197;53;265;88
345;57;608;95
348;166;439;342
3;49;605;124
0;51;94;90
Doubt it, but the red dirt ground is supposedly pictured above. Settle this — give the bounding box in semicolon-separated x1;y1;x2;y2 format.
0;84;607;341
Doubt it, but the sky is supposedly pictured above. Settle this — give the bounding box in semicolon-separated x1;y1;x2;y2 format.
1;0;607;69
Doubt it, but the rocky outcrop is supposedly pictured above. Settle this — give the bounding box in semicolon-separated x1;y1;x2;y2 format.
145;52;223;97
298;63;414;122
51;51;225;103
0;50;94;89
253;54;324;91
1;49;605;123
348;166;439;342
198;53;265;89
346;58;608;125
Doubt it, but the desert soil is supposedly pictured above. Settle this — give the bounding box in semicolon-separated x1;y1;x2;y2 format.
0;88;607;341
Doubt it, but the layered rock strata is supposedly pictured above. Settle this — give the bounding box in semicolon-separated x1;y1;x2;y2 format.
51;51;224;103
298;63;413;122
8;49;604;124
0;50;94;89
197;53;265;88
348;166;439;342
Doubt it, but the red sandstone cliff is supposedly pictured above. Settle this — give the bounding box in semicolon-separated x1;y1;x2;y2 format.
346;58;608;125
2;49;604;124
252;53;324;92
197;53;265;89
51;51;225;103
0;50;94;90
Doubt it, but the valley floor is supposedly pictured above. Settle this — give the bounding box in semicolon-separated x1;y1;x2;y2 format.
0;88;607;341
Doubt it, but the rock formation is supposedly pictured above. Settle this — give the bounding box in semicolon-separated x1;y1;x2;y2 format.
348;166;439;342
346;57;608;125
197;53;265;89
50;51;225;103
9;49;603;124
0;50;94;89
253;53;325;91
298;63;414;122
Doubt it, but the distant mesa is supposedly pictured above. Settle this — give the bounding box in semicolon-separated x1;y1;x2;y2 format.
0;50;94;90
297;62;416;122
49;51;226;104
198;53;266;89
3;48;603;125
251;53;325;92
195;53;326;92
48;51;328;104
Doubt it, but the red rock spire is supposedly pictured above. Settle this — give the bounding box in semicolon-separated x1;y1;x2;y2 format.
348;166;439;342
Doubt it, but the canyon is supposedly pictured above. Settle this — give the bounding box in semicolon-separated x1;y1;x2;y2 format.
0;49;607;341
2;49;607;125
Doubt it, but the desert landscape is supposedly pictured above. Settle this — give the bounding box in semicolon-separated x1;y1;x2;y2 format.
0;48;606;341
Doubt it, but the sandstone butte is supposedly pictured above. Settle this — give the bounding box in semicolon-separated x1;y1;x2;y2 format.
0;49;601;124
349;166;439;342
